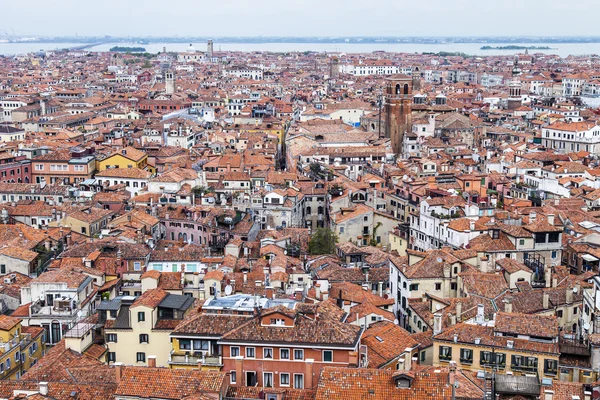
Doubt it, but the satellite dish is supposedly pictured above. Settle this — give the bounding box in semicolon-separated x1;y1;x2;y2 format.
573;286;578;293
224;285;233;296
584;323;591;331
393;319;399;325
437;257;443;263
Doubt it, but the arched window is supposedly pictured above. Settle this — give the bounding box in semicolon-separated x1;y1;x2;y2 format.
306;206;312;215
404;84;409;95
178;232;183;240
395;84;401;95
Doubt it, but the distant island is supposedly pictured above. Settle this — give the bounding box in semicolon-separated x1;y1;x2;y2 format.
480;45;553;50
110;46;147;52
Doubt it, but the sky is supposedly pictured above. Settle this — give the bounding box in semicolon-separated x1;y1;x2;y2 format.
4;0;600;37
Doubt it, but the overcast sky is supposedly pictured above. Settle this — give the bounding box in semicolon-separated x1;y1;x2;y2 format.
4;0;600;37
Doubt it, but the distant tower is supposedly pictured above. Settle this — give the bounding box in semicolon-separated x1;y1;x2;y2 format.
507;57;523;111
330;58;340;79
165;69;175;95
385;75;413;155
207;40;214;59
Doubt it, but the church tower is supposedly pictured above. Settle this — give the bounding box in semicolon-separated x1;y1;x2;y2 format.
165;69;175;95
207;40;214;59
507;57;522;111
329;57;340;79
385;75;413;155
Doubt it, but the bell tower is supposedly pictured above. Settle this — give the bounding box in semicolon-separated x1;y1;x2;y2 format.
507;57;522;111
165;69;175;95
385;75;413;155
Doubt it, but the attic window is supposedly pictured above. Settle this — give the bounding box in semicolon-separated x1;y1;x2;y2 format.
396;378;411;388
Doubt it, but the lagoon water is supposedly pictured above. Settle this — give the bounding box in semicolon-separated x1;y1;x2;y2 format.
2;41;600;57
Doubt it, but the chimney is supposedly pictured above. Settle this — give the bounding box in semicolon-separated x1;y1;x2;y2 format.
543;291;550;309
469;220;475;231
315;284;321;299
595;315;600;334
544;390;554;400
547;214;555;226
243;271;248;285
235;356;244;387
39;382;49;396
266;286;274;300
504;297;513;313
476;304;485;324
305;359;314;390
480;256;489;273
530;212;536;222
433;312;442;335
114;363;123;384
147;355;156;368
456;302;462;322
566;287;573;304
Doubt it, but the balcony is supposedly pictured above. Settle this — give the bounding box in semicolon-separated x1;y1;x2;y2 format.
559;337;590;357
168;352;222;367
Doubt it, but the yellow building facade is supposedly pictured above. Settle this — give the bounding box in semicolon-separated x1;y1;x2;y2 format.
0;315;45;380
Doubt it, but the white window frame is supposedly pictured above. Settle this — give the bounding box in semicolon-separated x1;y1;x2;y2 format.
246;347;255;358
280;372;290;386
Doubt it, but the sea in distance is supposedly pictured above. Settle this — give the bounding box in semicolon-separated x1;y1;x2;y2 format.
2;41;600;57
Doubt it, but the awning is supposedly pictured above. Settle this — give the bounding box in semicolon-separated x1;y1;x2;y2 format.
582;254;599;262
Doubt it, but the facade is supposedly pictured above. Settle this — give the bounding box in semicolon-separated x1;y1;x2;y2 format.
0;315;45;380
102;289;195;367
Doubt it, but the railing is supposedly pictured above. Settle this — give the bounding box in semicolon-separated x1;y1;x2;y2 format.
559;337;590;356
168;352;222;366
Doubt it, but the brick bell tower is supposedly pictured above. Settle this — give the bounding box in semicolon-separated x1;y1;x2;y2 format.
385;75;413;155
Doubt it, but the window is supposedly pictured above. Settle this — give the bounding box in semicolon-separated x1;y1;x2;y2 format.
280;348;290;359
323;350;333;362
551;251;557;259
548;232;559;243
495;353;506;367
264;372;274;388
138;312;145;322
480;351;492;366
230;347;240;357
460;348;473;364
139;334;149;344
6;359;10;369
420;351;426;362
294;374;304;389
15;351;20;362
0;265;5;274
544;359;558;375
108;352;116;362
134;262;141;271
439;346;452;361
556;310;563;318
107;334;117;343
246;347;255;358
294;349;304;360
264;348;273;359
519;239;525;246
450;282;457;291
280;372;290;386
434;283;441;291
230;371;237;384
136;352;146;363
409;283;419;291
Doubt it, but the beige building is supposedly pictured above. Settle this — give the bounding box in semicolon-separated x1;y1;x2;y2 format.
103;288;195;367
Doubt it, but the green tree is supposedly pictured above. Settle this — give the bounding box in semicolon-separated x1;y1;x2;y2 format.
308;228;339;255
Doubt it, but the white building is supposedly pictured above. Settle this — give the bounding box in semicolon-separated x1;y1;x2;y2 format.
542;121;600;154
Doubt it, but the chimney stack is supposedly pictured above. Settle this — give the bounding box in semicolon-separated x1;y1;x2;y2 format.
456;301;462;322
114;363;123;384
480;256;489;273
476;304;485;324
543;291;550;309
147;355;157;368
39;382;49;396
433;312;442;335
547;214;555;226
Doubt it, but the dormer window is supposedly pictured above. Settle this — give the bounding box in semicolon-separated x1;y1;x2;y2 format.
270;318;285;326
